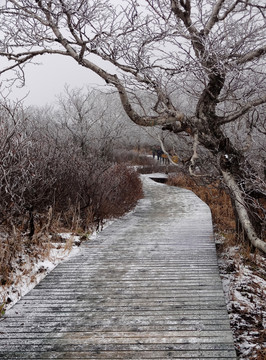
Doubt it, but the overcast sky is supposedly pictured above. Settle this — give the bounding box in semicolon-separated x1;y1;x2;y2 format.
8;54;105;107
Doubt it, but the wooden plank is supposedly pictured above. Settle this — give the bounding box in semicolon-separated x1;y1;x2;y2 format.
0;175;236;359
0;350;237;360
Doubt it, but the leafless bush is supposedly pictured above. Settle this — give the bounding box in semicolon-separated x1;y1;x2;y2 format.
0;99;145;286
90;164;143;229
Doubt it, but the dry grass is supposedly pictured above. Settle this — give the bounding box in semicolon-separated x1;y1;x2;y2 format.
0;229;48;288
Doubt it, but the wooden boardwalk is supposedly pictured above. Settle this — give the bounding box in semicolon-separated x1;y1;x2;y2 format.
0;175;237;359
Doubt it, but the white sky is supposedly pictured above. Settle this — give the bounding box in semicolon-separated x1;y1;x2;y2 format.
7;54;105;107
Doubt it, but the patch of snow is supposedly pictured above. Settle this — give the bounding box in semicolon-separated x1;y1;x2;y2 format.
0;240;79;311
0;231;96;312
216;235;266;360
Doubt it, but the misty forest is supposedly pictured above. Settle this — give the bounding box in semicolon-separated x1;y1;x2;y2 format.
0;1;265;359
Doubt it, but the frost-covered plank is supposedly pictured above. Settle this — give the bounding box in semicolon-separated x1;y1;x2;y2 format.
0;175;236;359
0;350;237;360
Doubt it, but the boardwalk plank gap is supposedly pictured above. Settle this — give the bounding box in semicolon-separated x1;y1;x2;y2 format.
0;174;237;359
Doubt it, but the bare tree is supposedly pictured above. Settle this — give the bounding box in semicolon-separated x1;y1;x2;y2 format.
56;87;159;159
56;86;104;156
56;87;129;160
0;0;265;252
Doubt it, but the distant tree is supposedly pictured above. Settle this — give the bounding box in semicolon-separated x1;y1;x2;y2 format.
57;87;160;158
57;86;107;156
56;87;131;160
0;0;265;252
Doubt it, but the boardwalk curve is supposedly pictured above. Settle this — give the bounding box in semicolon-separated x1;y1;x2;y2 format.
0;174;236;359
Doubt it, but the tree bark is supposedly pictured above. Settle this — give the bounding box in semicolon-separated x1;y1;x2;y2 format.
222;170;266;254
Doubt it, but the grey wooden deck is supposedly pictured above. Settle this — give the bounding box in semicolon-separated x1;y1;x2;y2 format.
0;174;237;359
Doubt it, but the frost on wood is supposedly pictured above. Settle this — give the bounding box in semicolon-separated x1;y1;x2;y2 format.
0;175;237;359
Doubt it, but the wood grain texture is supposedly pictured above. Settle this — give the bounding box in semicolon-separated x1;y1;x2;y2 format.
0;175;236;359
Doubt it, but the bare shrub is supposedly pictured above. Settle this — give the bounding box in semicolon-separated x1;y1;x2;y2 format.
0;101;144;287
92;164;143;227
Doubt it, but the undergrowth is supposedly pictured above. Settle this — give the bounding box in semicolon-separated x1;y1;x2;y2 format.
0;165;143;290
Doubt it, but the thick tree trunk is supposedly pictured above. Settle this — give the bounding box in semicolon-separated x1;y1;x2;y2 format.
222;170;266;254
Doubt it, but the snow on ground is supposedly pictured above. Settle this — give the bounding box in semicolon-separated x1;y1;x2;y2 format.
0;221;118;314
216;235;266;360
0;232;82;313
